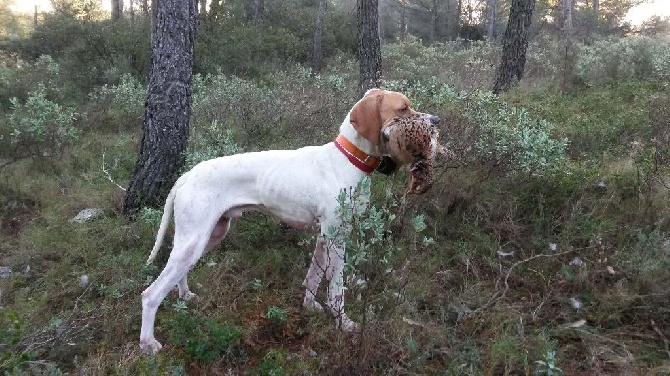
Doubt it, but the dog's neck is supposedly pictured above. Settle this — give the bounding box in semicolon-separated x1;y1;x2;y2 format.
339;114;381;157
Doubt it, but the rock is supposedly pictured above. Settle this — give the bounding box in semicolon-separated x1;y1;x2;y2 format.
0;267;12;279
71;208;103;223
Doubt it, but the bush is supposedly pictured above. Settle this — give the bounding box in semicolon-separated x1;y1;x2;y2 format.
196;24;305;77
464;91;569;176
166;312;243;364
185;121;242;170
327;177;434;329
190;69;354;152
382;79;568;177
383;37;499;92
4;85;79;161
8;15;151;98
575;36;670;87
0;55;65;110
89;73;146;123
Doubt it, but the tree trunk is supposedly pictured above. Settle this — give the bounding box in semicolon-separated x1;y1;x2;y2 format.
400;0;408;41
492;0;535;94
357;0;382;95
199;0;207;18
430;0;438;43
311;0;327;73
111;0;119;20
561;0;575;91
123;0;197;216
141;0;149;18
254;0;265;24
129;0;135;22
151;0;158;26
563;0;573;32
486;0;496;41
33;5;38;27
457;0;462;38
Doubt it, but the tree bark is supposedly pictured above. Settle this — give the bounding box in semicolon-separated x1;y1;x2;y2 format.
357;0;382;95
312;0;327;73
123;0;197;216
151;0;158;26
492;0;535;94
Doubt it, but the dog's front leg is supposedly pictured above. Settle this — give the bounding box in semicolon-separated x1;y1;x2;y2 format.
324;240;359;332
302;236;326;311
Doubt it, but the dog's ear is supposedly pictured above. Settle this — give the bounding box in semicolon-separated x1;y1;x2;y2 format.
350;90;383;145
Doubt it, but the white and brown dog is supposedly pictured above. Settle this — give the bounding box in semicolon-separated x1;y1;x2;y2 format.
139;89;440;355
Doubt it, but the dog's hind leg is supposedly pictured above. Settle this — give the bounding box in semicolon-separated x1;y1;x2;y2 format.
177;217;231;300
140;230;211;355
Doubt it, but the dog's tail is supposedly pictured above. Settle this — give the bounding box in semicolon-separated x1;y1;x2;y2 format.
146;175;183;264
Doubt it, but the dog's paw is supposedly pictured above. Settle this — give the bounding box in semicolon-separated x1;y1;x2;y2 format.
179;291;197;301
139;338;163;355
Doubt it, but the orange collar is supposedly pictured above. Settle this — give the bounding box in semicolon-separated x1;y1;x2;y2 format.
333;134;381;174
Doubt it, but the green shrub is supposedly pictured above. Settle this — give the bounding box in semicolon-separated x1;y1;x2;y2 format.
5;85;79;160
9;15;151;98
265;306;288;327
190;69;354;152
0;310;29;372
91;73;146;121
575;36;670;86
0;55;65;110
253;349;288;376
326;177;434;324
465;91;569;176
383;37;499;92
166;312;243;364
382;80;568;177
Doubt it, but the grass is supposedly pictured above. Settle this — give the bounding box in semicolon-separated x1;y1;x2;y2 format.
2;44;670;374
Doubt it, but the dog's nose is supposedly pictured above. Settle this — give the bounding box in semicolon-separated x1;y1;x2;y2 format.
429;115;440;126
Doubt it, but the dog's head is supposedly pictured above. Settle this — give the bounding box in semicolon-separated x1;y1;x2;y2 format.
349;89;431;145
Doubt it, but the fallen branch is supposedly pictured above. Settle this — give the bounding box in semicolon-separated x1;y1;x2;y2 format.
101;153;126;191
473;245;590;314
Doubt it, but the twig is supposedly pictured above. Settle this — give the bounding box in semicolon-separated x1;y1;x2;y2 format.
651;319;670;359
473;246;589;314
101;153;126;191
